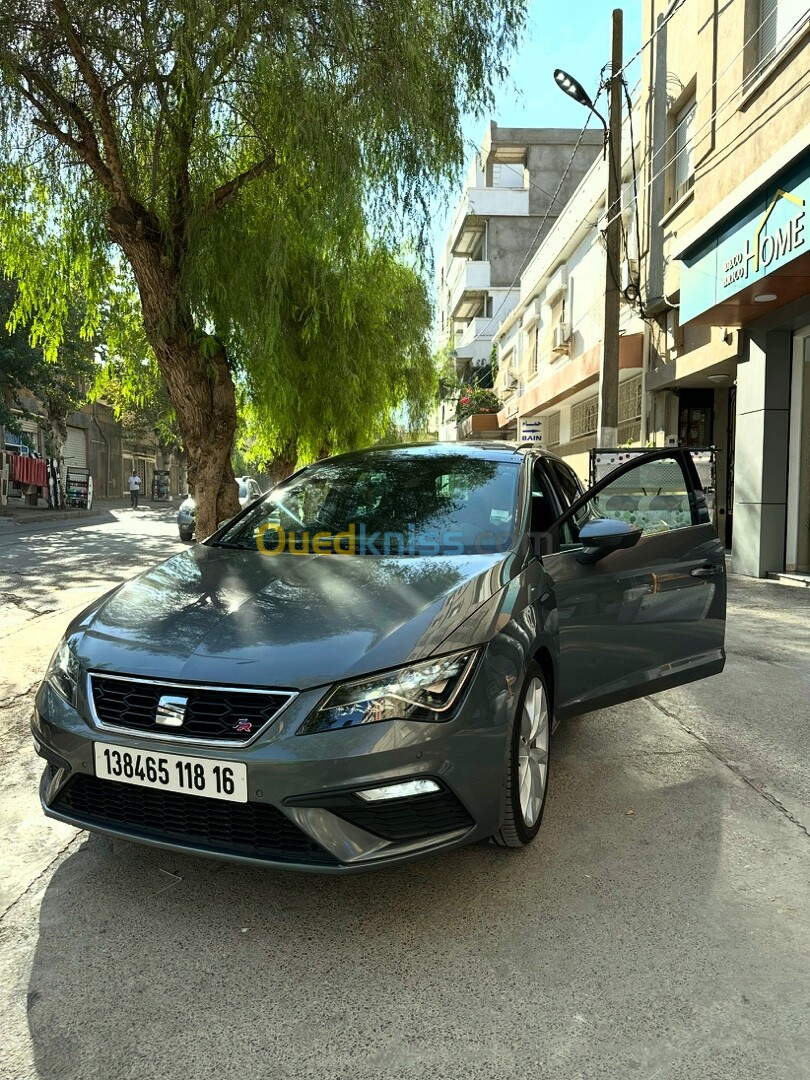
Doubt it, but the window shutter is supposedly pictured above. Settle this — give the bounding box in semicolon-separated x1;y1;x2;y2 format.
759;0;779;62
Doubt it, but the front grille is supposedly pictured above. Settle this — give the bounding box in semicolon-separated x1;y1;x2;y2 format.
54;774;338;865
333;790;474;842
89;675;293;743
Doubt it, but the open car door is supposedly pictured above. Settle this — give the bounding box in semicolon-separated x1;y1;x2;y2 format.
538;449;726;720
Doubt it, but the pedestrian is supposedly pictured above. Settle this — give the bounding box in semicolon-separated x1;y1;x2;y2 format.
128;469;141;509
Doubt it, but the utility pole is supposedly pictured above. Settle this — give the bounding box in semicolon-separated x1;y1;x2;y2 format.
598;8;623;448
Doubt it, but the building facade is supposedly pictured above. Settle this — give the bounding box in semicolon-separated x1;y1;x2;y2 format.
639;0;810;577
490;137;647;481
1;399;184;506
436;124;602;440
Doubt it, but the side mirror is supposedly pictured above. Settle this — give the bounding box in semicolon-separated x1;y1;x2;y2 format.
217;517;232;529
577;518;642;564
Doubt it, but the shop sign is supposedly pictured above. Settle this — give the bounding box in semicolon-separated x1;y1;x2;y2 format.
720;190;804;291
680;153;810;323
519;418;543;443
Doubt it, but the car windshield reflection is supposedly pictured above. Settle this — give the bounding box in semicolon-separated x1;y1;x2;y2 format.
213;453;521;556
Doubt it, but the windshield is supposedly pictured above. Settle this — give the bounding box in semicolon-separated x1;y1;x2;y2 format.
214;453;521;555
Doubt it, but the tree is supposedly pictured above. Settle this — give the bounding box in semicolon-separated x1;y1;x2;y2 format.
0;0;526;536
0;277;96;506
239;239;436;482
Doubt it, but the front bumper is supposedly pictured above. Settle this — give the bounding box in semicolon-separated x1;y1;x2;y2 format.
32;656;512;873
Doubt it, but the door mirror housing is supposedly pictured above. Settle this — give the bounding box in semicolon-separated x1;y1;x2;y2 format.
217;517;232;529
577;518;642;564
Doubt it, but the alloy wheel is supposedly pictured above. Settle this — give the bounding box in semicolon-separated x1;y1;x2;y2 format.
517;677;549;828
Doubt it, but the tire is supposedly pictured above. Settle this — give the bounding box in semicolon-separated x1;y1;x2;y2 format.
492;661;552;848
179;527;194;542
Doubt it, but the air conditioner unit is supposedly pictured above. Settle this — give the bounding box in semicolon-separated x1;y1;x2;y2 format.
552;323;571;351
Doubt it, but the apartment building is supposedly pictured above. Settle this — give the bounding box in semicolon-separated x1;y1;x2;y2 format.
491;139;646;481
436;124;602;440
639;0;810;577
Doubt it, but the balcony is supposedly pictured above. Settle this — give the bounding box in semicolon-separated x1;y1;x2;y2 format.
449;260;490;320
450;186;531;256
452;317;494;365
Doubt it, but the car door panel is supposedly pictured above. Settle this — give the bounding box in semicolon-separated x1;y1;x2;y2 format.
538;450;726;719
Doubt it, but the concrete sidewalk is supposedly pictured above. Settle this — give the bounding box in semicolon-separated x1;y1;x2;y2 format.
0;496;179;531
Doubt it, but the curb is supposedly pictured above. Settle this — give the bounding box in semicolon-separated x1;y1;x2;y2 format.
0;509;108;530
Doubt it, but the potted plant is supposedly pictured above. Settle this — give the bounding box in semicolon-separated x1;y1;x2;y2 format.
454;385;502;422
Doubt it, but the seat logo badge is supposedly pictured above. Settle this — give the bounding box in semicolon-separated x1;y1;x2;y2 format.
234;719;253;733
155;695;188;727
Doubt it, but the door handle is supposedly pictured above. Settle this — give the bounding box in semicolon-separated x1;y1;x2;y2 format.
691;564;722;577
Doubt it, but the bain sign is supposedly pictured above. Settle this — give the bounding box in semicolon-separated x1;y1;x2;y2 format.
721;191;805;290
520;419;542;443
680;154;810;323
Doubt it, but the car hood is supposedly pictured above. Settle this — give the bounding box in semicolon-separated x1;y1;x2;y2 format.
71;544;517;689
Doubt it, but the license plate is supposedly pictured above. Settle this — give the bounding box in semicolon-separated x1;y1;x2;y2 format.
93;743;247;803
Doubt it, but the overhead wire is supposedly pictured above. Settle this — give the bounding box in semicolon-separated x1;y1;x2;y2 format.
601;0;799;234
614;0;688;80
450;0;801;359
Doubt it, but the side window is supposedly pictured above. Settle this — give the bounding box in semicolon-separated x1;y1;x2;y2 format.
545;459;588;546
530;463;559;534
559;455;696;551
545;459;585;507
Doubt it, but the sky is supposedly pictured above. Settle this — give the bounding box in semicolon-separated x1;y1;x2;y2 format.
430;0;644;274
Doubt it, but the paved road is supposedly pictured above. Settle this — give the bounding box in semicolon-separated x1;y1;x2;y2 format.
1;510;808;1080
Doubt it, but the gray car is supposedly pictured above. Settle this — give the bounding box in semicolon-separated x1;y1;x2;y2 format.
33;443;726;872
177;475;263;540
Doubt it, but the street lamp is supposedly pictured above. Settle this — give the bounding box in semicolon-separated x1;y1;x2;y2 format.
553;69;607;134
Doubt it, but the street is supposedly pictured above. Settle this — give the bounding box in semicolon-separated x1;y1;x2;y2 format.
1;508;808;1080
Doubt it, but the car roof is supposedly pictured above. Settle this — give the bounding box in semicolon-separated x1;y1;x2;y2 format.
316;441;565;466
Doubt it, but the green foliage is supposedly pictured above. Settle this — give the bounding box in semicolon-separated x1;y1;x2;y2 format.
454;384;502;422
0;0;527;511
436;341;460;402
92;353;182;452
239;239;435;466
0;277;96;445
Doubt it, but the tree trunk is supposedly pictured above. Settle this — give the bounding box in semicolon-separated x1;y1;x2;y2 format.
157;339;240;537
266;440;298;488
109;216;240;538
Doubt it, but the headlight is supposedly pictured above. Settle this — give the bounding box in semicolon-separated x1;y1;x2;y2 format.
299;651;478;735
46;640;81;705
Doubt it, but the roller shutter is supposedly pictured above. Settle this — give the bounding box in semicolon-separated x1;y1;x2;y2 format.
64;426;88;468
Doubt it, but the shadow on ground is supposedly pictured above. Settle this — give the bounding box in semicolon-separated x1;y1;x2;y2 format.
23;712;810;1080
0;509;183;609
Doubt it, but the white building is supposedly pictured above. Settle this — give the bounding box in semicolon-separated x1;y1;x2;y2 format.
436;124;602;441
490;133;647;482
